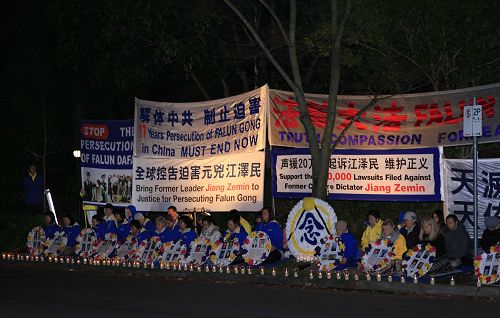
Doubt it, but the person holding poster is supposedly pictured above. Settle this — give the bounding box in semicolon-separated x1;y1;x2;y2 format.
361;211;383;249
129;220;150;243
61;214;81;256
103;203;118;234
381;219;407;274
91;215;107;240
400;212;420;249
199;215;221;245
42;212;58;239
480;217;500;252
255;207;283;263
224;212;248;247
444;215;472;268
134;212;155;233
334;220;357;270
178;215;197;248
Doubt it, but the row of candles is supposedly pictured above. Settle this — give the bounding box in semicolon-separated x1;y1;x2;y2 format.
2;252;472;287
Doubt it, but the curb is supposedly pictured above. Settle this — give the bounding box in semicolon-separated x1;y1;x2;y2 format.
1;260;498;300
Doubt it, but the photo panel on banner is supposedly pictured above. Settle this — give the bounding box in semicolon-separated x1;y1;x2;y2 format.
210;237;240;267
115;236;138;261
474;246;500;285
44;231;68;258
241;231;272;266
75;228;98;258
360;239;395;272
402;244;436;278
186;237;211;265
159;240;187;264
27;227;46;256
94;233;118;260
315;235;345;271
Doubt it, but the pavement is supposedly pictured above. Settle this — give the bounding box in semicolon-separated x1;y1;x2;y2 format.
0;263;499;318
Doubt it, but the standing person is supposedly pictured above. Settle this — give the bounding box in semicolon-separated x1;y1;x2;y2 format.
443;215;472;268
178;215;197;247
199;215;221;244
42;212;58;239
22;164;44;216
480;216;500;252
400;211;420;249
333;220;357;271
255;207;283;263
61;213;81;256
432;209;445;229
361;210;383;250
167;206;179;231
103;203;118;234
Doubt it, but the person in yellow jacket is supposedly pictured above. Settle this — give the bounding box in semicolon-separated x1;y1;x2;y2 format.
361;210;383;249
381;219;407;275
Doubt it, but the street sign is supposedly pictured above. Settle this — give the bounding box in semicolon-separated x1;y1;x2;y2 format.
463;104;482;137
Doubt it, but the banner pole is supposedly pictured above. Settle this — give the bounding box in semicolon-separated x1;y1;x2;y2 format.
473;97;478;256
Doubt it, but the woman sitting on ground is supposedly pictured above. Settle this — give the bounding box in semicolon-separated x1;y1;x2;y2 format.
178;215;197;247
380;219;407;274
419;217;450;274
255;207;283;263
129;219;149;243
61;213;81;256
199;215;221;244
361;210;383;250
42;212;59;239
91;214;107;240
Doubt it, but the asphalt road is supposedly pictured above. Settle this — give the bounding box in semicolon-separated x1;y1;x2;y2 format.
0;267;498;318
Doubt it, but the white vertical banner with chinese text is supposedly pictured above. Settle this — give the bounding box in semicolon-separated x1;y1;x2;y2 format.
444;159;500;238
132;152;265;212
134;86;267;159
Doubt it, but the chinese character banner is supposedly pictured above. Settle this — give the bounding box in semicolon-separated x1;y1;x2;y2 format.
134;86;267;159
271;147;442;201
444;159;500;238
269;83;500;149
80;120;134;206
132;152;265;212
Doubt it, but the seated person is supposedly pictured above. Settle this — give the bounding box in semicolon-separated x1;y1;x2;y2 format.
255;207;283;263
480;216;500;252
91;214;107;240
154;216;169;243
61;213;81;256
361;210;383;250
42;212;59;239
103;203;118;234
224;212;248;247
419;217;450;274
117;205;136;241
443;214;472;267
381;219;407;274
229;209;251;235
134;212;155;233
114;210;124;226
432;209;445;229
129;220;150;243
162;215;182;242
199;215;221;244
333;220;357;270
400;211;420;249
178;215;197;247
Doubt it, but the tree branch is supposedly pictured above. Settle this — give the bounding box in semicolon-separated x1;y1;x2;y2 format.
259;0;290;46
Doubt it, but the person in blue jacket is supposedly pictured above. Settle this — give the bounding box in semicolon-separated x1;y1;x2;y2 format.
153;216;169;242
117;205;136;241
178;215;197;247
103;203;118;234
61;213;81;255
161;215;182;242
333;220;357;271
255;207;283;263
134;212;155;233
224;211;248;247
91;214;107;240
22;164;44;216
42;212;59;239
129;220;150;243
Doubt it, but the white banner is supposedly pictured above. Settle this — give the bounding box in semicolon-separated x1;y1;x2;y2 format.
272;148;442;201
134;86;267;159
132;152;265;212
444;159;500;238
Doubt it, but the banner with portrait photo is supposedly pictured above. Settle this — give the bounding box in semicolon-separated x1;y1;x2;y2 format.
134;86;267;159
80;120;134;206
132;151;265;212
444;159;500;238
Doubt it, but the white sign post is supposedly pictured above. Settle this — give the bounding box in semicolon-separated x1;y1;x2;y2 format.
463;97;482;256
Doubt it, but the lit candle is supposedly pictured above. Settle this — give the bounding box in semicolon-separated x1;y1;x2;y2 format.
376;273;381;282
219;266;223;273
413;275;418;284
212;265;217;273
272;268;276;277
248;267;252;275
76;259;81;265
388;275;393;282
2;253;5;260
430;276;435;285
83;258;87;265
318;271;322;279
309;271;314;280
48;257;52;263
326;271;331;280
35;256;39;262
294;270;298;278
336;272;341;280
260;267;264;275
401;276;406;283
476;277;481;288
234;266;239;274
205;265;210;273
241;266;245;275
285;268;289;277
450;276;455;286
354;273;359;281
344;272;349;281
143;262;147;269
189;264;194;272
366;273;371;281
226;266;230;274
